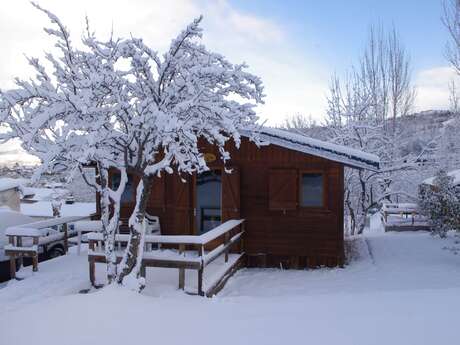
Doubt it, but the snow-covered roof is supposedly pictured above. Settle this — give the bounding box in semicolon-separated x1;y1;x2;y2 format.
423;169;460;186
22;187;68;201
0;178;22;192
242;127;380;171
21;201;96;218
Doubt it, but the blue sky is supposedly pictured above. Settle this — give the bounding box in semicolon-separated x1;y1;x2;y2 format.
233;0;446;72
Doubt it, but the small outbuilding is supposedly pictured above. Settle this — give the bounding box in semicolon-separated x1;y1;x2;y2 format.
97;128;379;269
0;178;22;212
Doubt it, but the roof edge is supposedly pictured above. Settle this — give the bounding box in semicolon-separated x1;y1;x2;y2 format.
241;128;380;171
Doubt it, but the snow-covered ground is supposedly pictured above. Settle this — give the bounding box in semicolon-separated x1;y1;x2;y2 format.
1;216;459;345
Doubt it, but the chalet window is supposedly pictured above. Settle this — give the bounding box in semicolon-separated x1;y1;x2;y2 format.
300;173;324;207
269;169;298;210
111;172;135;203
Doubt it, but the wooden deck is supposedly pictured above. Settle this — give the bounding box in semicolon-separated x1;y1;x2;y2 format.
88;219;245;296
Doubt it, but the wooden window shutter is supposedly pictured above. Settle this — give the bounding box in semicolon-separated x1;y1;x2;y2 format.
222;167;240;221
269;169;298;210
173;174;193;234
149;175;165;210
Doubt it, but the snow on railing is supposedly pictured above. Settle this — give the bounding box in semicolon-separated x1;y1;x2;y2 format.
382;203;418;214
87;219;244;245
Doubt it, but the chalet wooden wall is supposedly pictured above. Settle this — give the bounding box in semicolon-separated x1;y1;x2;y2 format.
105;137;345;269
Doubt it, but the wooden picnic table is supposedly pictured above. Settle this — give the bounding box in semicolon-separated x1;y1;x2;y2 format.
5;215;91;279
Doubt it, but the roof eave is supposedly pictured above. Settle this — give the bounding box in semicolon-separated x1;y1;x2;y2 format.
245;131;380;171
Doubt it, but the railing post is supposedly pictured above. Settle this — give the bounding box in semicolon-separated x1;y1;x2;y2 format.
77;230;82;256
89;239;96;286
62;223;68;254
224;232;229;263
197;244;204;296
17;236;23;269
8;236;16;280
178;244;185;290
32;236;39;272
240;222;245;254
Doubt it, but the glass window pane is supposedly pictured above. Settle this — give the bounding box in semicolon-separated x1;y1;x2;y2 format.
196;170;222;234
301;173;323;207
111;173;134;203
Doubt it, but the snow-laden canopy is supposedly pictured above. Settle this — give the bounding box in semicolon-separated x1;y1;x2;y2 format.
423;169;460;186
243;127;380;171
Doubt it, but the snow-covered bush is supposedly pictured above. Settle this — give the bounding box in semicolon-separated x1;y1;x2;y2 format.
418;169;460;237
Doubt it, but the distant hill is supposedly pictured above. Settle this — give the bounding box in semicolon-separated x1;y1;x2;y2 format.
288;110;460;200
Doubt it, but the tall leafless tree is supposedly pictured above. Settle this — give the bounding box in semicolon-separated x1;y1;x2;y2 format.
443;0;460;74
357;26;415;133
323;26;419;235
387;28;415;130
448;79;460;113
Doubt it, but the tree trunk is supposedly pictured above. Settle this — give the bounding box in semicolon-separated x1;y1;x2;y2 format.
98;166;126;284
345;189;356;236
98;168;113;282
117;175;153;290
357;170;367;235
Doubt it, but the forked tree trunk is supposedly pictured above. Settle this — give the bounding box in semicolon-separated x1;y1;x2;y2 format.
98;166;126;284
99;168;113;281
117;175;153;290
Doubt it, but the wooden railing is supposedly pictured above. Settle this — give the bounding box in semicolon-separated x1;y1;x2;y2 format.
5;215;91;279
87;219;245;296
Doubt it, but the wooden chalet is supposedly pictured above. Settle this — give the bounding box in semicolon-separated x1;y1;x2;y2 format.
98;127;379;270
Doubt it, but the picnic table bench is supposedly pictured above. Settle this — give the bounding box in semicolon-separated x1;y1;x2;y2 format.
381;203;431;231
5;215;91;278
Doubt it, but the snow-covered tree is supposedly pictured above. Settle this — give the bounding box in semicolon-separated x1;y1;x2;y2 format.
0;4;264;290
418;169;460;237
322;26;423;235
109;17;264;290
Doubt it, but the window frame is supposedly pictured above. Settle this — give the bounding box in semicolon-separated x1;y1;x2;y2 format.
298;170;328;209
